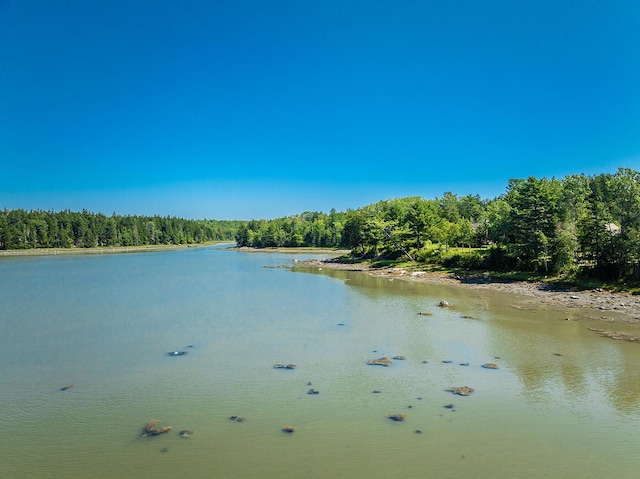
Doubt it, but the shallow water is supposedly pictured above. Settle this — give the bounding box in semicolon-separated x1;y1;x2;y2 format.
1;246;639;478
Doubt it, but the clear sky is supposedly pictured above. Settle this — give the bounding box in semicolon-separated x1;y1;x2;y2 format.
2;0;639;220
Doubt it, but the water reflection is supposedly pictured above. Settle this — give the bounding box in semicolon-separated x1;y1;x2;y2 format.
3;251;640;479
297;264;640;416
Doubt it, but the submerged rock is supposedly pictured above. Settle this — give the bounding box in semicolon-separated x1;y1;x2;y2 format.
589;328;640;343
179;430;194;438
482;363;499;369
60;384;74;391
273;363;297;369
447;386;474;396
142;420;173;437
387;413;408;422
367;356;392;367
282;425;296;433
307;388;320;395
229;415;246;422
392;355;407;360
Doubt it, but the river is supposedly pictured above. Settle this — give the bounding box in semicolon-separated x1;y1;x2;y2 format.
1;245;638;478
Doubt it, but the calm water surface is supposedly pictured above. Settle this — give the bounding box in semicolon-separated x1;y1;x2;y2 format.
1;246;639;478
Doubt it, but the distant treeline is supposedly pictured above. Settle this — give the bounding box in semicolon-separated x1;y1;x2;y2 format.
235;210;344;249
237;168;640;281
0;209;243;249
6;167;640;281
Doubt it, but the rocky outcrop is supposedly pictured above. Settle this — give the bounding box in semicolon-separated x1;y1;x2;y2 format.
142;420;172;437
282;425;296;433
482;363;499;369
273;363;297;369
387;413;408;421
588;328;640;343
447;386;474;396
367;356;392;366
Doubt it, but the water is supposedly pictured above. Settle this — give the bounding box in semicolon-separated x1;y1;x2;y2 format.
1;245;639;478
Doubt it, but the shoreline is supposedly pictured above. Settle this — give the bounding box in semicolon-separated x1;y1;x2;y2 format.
0;243;217;257
233;246;351;254
303;258;640;326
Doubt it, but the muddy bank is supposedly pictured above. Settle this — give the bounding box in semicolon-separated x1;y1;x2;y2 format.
302;259;640;325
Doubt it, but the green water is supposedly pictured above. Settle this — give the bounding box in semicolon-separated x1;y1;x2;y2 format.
1;246;639;478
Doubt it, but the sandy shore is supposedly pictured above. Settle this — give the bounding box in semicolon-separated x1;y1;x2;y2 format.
303;258;640;325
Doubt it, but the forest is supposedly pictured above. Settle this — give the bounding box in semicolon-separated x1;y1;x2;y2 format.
236;168;640;281
0;209;241;249
3;168;640;282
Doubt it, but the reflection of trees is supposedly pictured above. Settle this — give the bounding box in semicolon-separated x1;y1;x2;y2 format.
490;311;640;413
297;265;640;414
609;347;640;413
560;363;588;397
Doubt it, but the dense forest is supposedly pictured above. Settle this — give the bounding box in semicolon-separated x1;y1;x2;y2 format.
236;168;640;281
4;168;640;281
0;209;242;249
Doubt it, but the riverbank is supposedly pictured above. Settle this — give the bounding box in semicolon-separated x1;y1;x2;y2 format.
0;243;217;257
302;258;640;325
234;246;351;254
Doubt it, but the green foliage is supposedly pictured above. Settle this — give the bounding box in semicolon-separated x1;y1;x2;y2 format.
235;211;344;248
6;167;640;285
0;209;242;250
333;167;640;282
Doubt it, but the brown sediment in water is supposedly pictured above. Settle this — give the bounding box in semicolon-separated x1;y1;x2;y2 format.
301;259;640;326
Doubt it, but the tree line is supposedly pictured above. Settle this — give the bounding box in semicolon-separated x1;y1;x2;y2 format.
5;168;640;281
236;168;640;281
235;210;344;248
0;209;242;249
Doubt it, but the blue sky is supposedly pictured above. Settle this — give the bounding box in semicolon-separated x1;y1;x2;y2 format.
2;0;639;219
